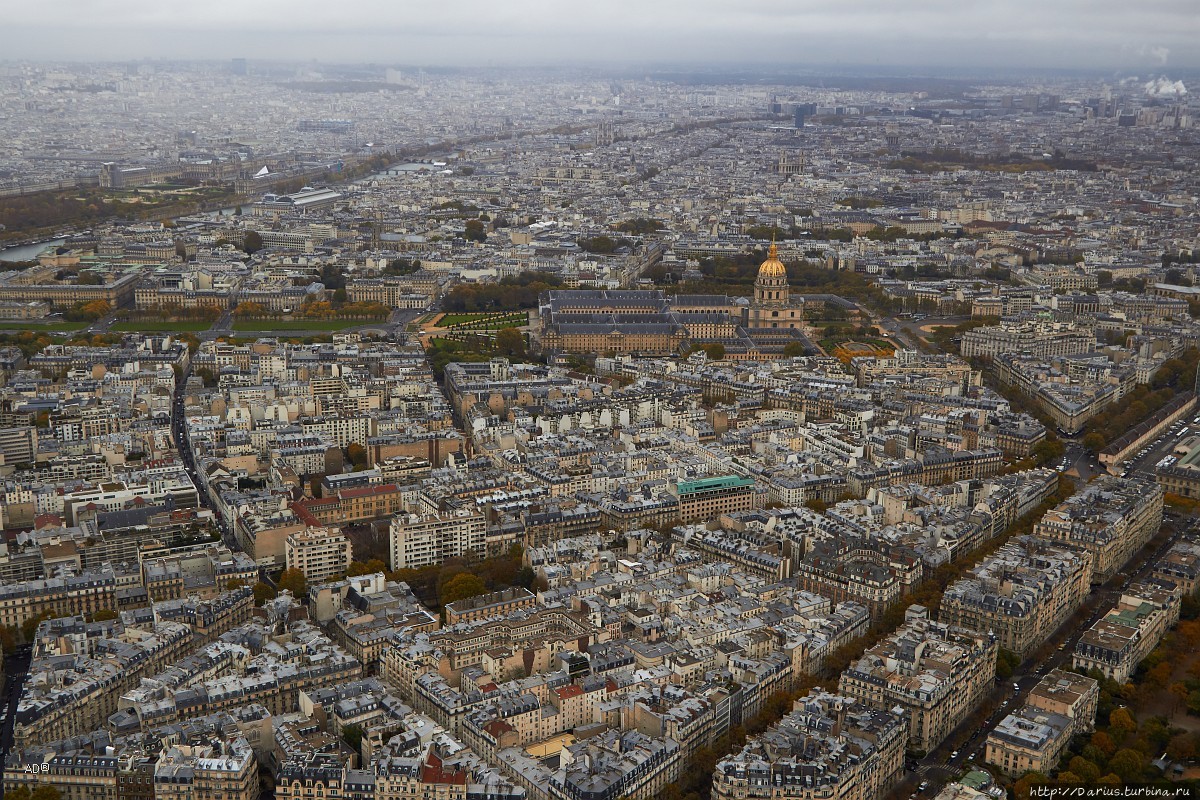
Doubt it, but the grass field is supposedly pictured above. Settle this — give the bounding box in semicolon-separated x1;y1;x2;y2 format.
435;312;528;329
0;321;89;332
233;319;367;332
224;335;334;345
112;320;213;332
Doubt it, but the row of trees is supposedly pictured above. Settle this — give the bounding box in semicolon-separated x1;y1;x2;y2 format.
612;218;664;234
226;572;305;608
577;235;634;254
1014;599;1200;794
426;330;529;377
0;330;54;357
0;187;183;240
887;147;1098;174
1081;348;1200;451
441;271;563;313
383;258;421;276
134;303;222;321
63;299;111;321
232;298;389;320
664;477;1077;800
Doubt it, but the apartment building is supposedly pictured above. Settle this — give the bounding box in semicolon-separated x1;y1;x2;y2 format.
959;321;1094;360
1152;537;1200;596
0;271;139;311
153;738;257;800
1034;475;1163;583
986;671;1099;778
712;690;906;800
389;508;487;570
939;536;1092;657
0;570;119;632
445;586;537;626
670;475;758;523
286;526;353;584
839;607;997;753
1073;583;1181;682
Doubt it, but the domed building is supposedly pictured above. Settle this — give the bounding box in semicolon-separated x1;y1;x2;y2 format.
747;242;804;329
537;242;813;358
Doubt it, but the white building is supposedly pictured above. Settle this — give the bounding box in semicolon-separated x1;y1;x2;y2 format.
389;508;487;569
286;526;353;583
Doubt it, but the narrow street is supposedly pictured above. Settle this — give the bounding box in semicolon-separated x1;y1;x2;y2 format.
0;647;33;769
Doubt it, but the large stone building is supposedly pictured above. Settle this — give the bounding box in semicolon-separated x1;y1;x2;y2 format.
153;738;258;800
795;534;922;619
1072;582;1181;682
538;246;807;356
1157;441;1200;501
0;267;138;311
985;670;1099;778
839;607;997;754
1152;537;1200;596
939;536;1092;657
712;690;906;800
1033;475;1163;583
746;242;805;329
959;321;1094;360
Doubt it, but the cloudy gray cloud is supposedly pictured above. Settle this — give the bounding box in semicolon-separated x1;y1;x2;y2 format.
1;0;1198;69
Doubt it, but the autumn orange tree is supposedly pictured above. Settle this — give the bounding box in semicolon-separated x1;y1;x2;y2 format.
234;301;268;317
278;568;307;597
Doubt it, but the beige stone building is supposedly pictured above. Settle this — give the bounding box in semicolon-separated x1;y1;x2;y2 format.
153;738;257;800
986;670;1099;778
839;608;996;754
940;536;1092;657
286;525;353;583
1034;475;1163;583
712;690;906;800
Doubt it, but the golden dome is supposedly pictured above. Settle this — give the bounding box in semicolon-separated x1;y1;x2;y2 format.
758;241;787;279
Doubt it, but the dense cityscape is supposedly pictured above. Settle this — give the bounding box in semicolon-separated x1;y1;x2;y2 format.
0;54;1198;800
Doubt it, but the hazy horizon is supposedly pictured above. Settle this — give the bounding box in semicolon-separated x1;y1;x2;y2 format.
2;0;1198;73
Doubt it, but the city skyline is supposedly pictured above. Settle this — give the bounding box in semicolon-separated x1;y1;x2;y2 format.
0;7;1199;798
1;0;1199;71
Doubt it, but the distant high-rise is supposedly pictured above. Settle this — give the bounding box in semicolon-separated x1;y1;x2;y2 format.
231;58;247;76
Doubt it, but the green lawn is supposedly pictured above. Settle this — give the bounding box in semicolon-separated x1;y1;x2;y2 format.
112;320;214;332
435;312;528;329
233;319;370;332
0;321;89;332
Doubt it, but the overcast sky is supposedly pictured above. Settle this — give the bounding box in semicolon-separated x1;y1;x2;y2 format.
2;0;1198;71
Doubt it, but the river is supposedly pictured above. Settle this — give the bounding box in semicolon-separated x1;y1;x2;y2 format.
0;239;65;263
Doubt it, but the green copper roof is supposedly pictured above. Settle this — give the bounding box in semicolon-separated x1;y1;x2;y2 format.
676;475;755;495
